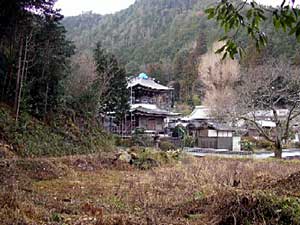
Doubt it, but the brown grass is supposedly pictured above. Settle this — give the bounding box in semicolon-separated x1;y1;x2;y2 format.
1;154;300;224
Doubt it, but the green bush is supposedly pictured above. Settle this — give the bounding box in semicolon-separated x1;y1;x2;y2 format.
218;192;300;225
241;138;255;151
256;139;275;150
241;137;257;152
172;125;187;138
183;135;195;147
116;138;134;148
132;149;160;170
159;140;176;151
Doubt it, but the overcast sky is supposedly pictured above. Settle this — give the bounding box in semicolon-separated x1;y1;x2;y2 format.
55;0;285;17
55;0;135;16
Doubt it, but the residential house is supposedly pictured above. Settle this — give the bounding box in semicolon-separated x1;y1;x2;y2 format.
242;109;288;140
183;106;241;151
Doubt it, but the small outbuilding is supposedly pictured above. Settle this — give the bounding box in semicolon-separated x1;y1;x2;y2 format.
187;120;241;151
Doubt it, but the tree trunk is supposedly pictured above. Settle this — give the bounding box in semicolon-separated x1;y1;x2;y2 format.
274;139;283;159
15;35;30;122
44;82;49;119
1;69;8;102
14;36;24;122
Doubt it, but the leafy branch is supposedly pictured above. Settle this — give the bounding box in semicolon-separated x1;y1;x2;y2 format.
205;0;300;59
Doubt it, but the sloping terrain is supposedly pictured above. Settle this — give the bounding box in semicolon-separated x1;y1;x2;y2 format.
0;104;114;157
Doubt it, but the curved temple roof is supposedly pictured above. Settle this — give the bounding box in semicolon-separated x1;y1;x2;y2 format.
181;106;211;121
128;77;173;91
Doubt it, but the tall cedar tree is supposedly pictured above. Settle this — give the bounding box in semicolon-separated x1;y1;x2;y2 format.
26;17;74;118
93;42;129;122
0;0;74;120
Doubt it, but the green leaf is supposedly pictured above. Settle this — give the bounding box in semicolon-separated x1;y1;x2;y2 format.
273;17;281;30
204;7;215;14
215;45;226;54
218;35;228;42
208;13;215;19
222;52;228;60
246;9;253;19
296;26;300;41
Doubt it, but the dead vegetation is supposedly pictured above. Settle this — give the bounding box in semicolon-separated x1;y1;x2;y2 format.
1;154;300;225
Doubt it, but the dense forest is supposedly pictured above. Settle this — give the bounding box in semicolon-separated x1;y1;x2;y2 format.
0;0;128;157
63;0;300;105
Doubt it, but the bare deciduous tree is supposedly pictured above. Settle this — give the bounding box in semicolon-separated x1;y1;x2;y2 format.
198;42;239;120
237;58;300;158
199;44;300;158
67;52;97;98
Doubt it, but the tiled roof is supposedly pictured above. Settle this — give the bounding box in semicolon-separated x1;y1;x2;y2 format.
187;121;234;131
131;106;179;116
182;106;211;121
128;77;173;91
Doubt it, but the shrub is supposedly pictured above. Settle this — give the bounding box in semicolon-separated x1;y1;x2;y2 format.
183;135;195;147
241;137;256;151
256;139;275;150
241;140;254;151
215;191;300;225
172;125;187;138
115;137;134;147
132;149;160;170
159;140;176;151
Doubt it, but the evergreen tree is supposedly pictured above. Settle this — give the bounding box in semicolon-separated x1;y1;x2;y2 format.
26;16;74;118
93;42;130;121
0;0;74;120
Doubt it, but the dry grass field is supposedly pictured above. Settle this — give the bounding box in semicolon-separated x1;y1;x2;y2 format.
1;151;300;225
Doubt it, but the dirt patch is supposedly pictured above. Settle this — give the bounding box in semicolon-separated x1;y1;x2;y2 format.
61;153;134;172
0;158;68;186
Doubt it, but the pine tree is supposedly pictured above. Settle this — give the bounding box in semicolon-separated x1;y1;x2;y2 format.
93;42;130;121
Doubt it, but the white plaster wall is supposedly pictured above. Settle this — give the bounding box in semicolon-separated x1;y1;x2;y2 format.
232;137;241;151
208;130;218;137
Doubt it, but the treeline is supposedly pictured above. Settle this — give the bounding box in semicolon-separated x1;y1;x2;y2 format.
63;0;300;107
0;0;73;120
0;0;129;122
0;1;130;156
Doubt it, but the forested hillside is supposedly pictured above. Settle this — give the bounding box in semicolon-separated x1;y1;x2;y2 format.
63;0;215;64
0;0;126;157
63;0;218;103
63;0;300;105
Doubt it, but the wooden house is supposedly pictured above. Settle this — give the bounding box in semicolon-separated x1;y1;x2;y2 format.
124;73;177;135
184;106;241;151
241;109;289;140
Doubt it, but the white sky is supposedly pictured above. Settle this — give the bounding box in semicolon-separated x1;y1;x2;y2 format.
55;0;136;16
55;0;285;17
